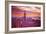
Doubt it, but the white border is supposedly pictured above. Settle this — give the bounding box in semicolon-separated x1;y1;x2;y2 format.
9;3;43;32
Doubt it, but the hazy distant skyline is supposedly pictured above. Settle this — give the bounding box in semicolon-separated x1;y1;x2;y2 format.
12;6;41;17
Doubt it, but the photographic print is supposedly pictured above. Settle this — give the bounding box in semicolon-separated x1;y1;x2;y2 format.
9;3;44;32
12;6;41;28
